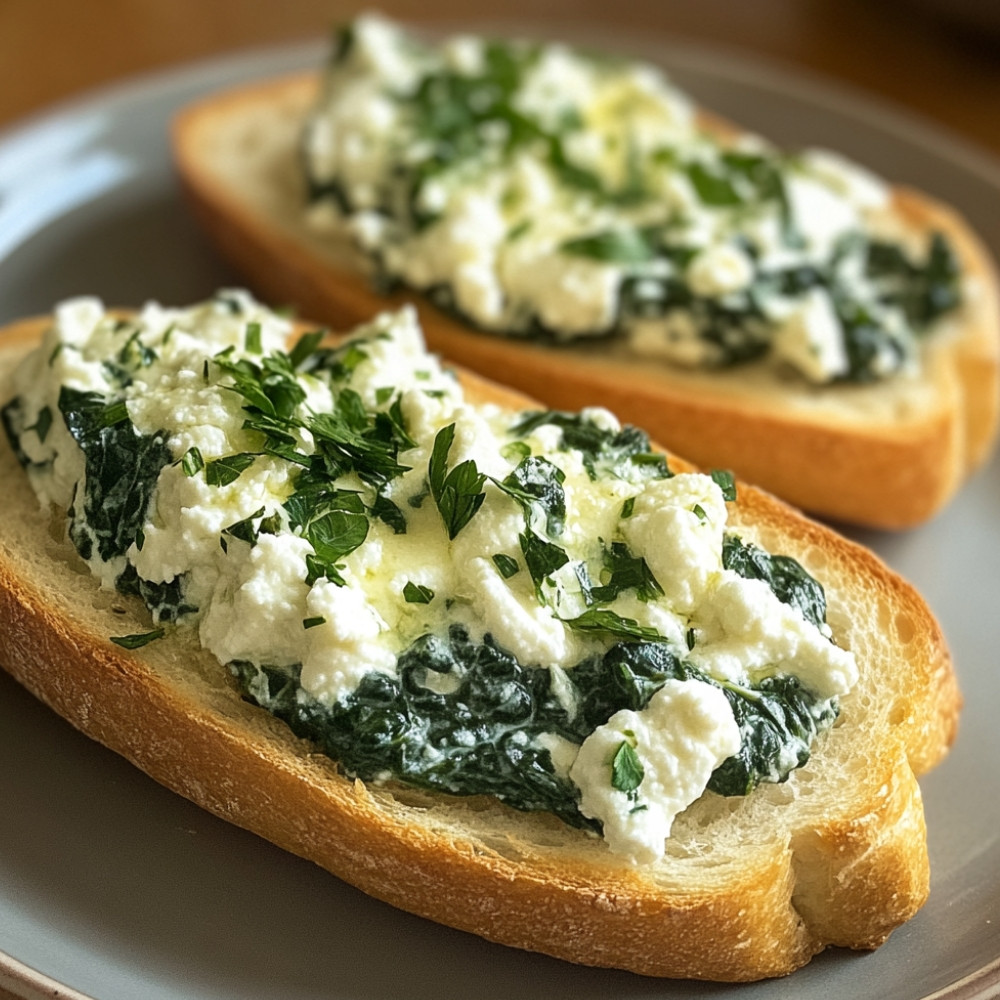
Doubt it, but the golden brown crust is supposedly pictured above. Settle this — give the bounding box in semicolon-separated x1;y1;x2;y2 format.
0;315;959;980
171;72;1000;529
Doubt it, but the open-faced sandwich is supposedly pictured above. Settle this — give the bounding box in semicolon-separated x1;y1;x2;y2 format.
0;291;959;980
172;14;999;529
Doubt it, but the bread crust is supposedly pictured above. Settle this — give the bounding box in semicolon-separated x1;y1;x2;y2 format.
170;71;999;529
0;314;959;980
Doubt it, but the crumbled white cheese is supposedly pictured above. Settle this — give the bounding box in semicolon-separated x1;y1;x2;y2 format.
570;678;741;864
621;473;727;614
769;287;850;383
685;243;756;298
628;312;721;368
801;148;890;211
689;574;859;697
458;555;582;669
199;532;314;669
502;245;621;336
300;578;397;704
131;457;294;610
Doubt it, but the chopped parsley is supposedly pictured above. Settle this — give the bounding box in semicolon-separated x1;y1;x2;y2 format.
509;410;671;482
492;553;520;579
403;581;435;604
428;422;487;539
205;452;256;487
493;455;566;535
610;736;645;797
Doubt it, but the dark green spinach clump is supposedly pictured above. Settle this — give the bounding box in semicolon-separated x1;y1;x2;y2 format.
2;388;174;572
233;627;592;830
722;534;826;629
2;326;843;835
57;387;173;566
232;594;838;831
219;401;841;830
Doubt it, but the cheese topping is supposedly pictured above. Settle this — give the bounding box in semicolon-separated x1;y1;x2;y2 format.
4;292;858;864
571;679;741;864
303;15;961;385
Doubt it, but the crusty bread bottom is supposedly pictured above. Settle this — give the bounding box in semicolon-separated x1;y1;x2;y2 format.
0;317;959;980
171;72;1000;529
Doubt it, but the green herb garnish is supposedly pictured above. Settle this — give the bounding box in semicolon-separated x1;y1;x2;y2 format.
244;321;263;354
205;452;256;487
610;737;645;796
562;607;665;642
181;446;205;477
428;423;486;539
492;553;520;579
403;581;435;604
710;468;737;502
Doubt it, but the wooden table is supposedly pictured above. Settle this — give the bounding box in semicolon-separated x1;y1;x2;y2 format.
2;0;999;155
0;1;997;997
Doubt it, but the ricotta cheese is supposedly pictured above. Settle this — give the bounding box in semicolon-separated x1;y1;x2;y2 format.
570;678;741;864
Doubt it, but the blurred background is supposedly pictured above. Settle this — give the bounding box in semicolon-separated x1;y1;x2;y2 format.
2;0;999;158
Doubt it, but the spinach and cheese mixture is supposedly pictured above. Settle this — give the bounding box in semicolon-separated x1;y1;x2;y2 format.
303;15;961;385
3;292;858;864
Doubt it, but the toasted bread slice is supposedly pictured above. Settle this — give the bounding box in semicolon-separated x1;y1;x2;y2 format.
0;312;959;981
171;71;999;529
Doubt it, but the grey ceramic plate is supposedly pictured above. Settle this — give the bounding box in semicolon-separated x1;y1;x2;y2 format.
0;28;998;1000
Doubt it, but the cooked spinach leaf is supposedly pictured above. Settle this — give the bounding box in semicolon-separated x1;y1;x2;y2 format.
231;626;839;833
116;563;198;623
230;626;593;831
707;674;838;796
722;534;827;628
566;640;837;796
866;231;960;328
1;397;44;469
58;387;172;564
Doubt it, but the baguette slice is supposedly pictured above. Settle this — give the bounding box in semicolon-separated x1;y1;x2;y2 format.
0;312;959;981
171;71;1000;530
